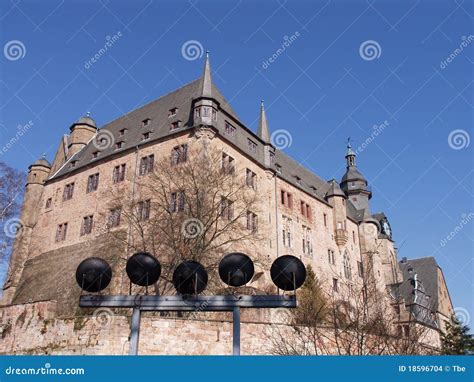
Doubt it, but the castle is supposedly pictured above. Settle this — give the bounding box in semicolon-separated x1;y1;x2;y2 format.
0;54;454;355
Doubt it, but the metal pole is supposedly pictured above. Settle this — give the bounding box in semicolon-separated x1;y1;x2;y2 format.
129;307;141;355
232;306;240;356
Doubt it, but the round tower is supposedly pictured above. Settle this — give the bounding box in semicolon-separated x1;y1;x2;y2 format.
340;140;372;212
68;113;97;158
325;179;349;247
2;157;51;304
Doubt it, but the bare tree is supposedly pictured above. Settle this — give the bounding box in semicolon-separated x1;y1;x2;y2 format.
99;140;265;296
0;162;25;277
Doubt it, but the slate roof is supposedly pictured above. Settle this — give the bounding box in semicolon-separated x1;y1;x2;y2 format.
47;58;367;222
399;257;440;310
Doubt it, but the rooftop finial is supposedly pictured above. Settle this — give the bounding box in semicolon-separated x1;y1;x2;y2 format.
257;100;270;144
200;50;212;98
345;137;356;166
347;136;351;148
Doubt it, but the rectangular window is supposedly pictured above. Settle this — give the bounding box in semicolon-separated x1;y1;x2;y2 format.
63;183;75;201
328;249;335;265
280;191;293;209
45;197;52;209
225;122;236;137
81;215;94;236
332;278;339;292
170;191;185;213
221;153;235;174
323;213;327;227
113;164;126;183
142;118;150;127
108;208;121;228
55;223;68;242
245;169;256;189
269;151;275;164
282;216;292;248
171;144;188;165
194;107;201;118
138;199;151;221
168;108;178;117
86;173;100;193
246;211;258;232
139;154;154;176
220;197;234;220
353;231;356;243
170;121;181;130
302;226;312;256
142;132;150;141
247;139;257;153
357;261;364;277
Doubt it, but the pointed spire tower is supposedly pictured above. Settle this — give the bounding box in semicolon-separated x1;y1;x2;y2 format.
257;100;270;143
340;138;372;213
193;51;218;128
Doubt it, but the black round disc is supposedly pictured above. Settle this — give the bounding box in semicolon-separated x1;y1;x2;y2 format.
75;257;112;293
270;255;306;291
126;252;161;286
219;252;254;287
172;260;208;295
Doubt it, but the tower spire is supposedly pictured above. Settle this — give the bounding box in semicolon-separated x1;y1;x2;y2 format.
346;137;356;167
200;50;212;98
257;100;270;143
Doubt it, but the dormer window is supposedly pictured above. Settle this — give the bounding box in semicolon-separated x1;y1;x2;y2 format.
168;108;178;117
194;108;201;118
115;141;124;150
170;121;181;131
119;128;127;137
310;186;317;194
142;132;150;141
225;122;236;137
142;118;150;127
92;151;99;159
70;160;77;168
275;164;282;173
296;176;302;185
248;139;257;153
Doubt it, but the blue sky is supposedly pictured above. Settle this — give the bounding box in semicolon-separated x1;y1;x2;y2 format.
0;0;472;327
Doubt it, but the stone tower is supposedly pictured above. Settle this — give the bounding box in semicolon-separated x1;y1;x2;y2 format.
2;157;51;304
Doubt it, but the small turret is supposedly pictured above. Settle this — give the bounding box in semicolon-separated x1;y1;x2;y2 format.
325;179;349;247
27;156;51;185
340;139;372;213
256;100;275;167
68;112;97;159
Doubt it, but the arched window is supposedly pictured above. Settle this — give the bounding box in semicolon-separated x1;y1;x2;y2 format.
343;251;352;280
